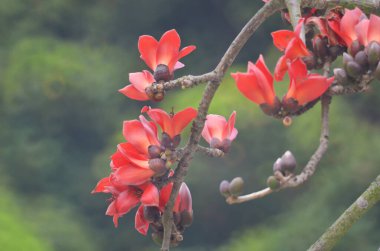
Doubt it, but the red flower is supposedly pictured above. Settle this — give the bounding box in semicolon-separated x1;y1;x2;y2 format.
201;111;238;152
356;14;380;46
138;29;196;75
328;7;366;48
92;177;159;229
231;55;280;115
272;19;310;80
143;106;197;140
283;59;334;111
119;70;155;101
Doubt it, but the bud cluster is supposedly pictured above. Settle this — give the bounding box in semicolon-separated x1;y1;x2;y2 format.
334;41;380;84
219;177;244;198
267;151;297;190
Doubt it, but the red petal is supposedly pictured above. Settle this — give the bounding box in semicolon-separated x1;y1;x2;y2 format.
288;58;308;83
179;45;196;59
92;177;112;194
130;71;155;93
105;201;119;227
135;205;150;235
117;143;149;168
159;183;180;212
294;76;333;105
141;183;159;207
367;14;380;44
355;19;369;46
340;7;366;47
115;189;140;215
110;150;129;170
232;72;266;105
138;35;158;70
123;120;154;154
255;55;274;92
119;85;149;101
157;29;181;71
274;55;289;81
172;107;197;136
294;18;305;36
271;30;295;51
139;115;160;146
226;111;238;141
146;108;172;136
113;165;154;186
285;37;310;60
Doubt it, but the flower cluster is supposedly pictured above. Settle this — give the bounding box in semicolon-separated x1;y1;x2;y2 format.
119;29;196;102
92;106;196;237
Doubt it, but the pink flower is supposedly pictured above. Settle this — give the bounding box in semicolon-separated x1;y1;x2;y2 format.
356;14;380;46
119;70;155;101
202;111;238;152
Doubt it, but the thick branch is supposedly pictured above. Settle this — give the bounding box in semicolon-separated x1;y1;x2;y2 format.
160;1;282;250
301;0;380;11
308;175;380;251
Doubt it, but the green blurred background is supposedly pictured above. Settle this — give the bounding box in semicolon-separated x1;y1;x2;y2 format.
0;1;379;250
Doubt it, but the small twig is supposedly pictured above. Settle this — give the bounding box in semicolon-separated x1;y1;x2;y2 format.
196;146;225;158
308;174;380;251
226;188;273;204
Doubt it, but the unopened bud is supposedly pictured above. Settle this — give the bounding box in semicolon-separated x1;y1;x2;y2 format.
314;36;328;60
374;62;380;80
149;158;167;175
143;206;161;223
148;145;162;158
180;211;193;227
219;180;231;197
281;151;297;173
145;87;155;99
228;177;244;196
334;68;348;85
367;41;380;67
152;91;165;102
171;134;181;149
154;64;172;82
343;52;354;67
348;40;362;57
345;61;362;78
354;50;369;70
273;158;283;173
302;55;317;70
267;176;280;190
328;45;344;61
161;132;172;149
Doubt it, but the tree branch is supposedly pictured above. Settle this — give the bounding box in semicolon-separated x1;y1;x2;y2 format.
308;175;380;251
160;1;283;250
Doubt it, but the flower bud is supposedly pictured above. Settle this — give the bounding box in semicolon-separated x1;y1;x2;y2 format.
374;62;380;80
143;206;161;223
354;50;368;70
302;55;317;70
267;176;280;190
367;41;380;67
348;40;362;57
180;211;193;227
260;98;281;116
345;61;362;78
145;86;155;99
328;45;344;61
334;68;348;85
228;177;244;196
313;36;328;60
149;158;167;175
219;180;231;197
282;97;300;113
154;64;172;82
171;134;181;149
161;132;172;149
343;52;354;67
280;151;297;173
148;145;162;158
273;158;283;173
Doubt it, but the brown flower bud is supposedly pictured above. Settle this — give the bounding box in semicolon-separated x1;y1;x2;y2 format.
161;132;172;149
149;158;167;175
333;68;348;85
219;180;231;197
180;211;193;227
367;41;380;67
302;55;317;70
154;64;172;82
343;52;354;67
145;86;155;99
348;40;362;57
267;176;280;190
280;151;297;173
152;91;165;102
148;145;162;158
328;45;344;61
228;177;244;196
354;50;369;70
345;61;362;78
273;158;283;173
171;134;181;149
143;206;161;223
